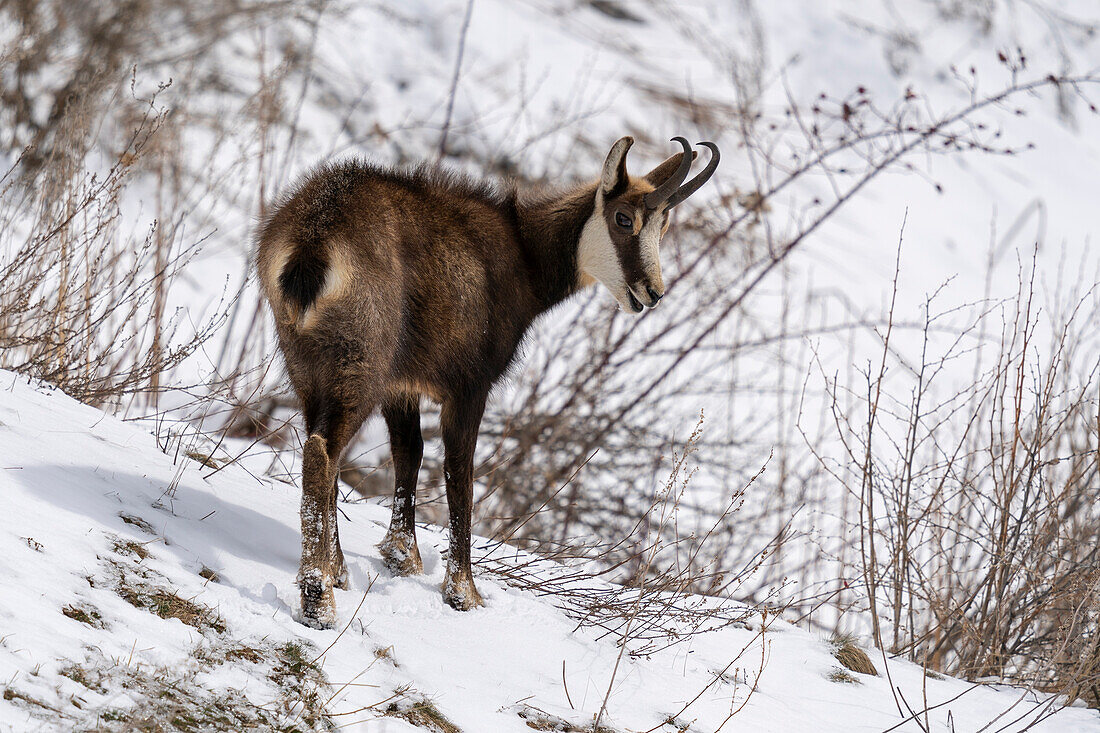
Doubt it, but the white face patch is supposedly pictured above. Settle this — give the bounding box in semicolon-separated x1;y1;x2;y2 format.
577;194;667;313
577;194;634;311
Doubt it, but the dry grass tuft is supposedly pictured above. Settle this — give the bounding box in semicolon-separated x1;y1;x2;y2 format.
61;603;106;629
184;449;222;469
59;663;108;694
110;535;150;561
373;645;399;666
515;703;622;732
224;645;263;664
116;582;226;634
47;641;334;731
827;668;861;685
384;696;461;733
829;633;878;676
269;640;331;724
118;513;156;535
2;687;59;713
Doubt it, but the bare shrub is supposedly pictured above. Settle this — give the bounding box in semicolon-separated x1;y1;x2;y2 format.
819;239;1100;705
0;88;223;404
477;417;780;659
0;0;319;405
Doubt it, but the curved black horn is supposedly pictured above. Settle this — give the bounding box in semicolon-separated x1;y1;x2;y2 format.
643;137;693;210
664;141;720;209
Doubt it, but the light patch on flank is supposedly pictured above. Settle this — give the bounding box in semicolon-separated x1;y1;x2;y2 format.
262;244;291;300
322;244;354;300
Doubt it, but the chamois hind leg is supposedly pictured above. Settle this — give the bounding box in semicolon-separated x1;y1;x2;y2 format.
440;392;487;611
378;400;424;576
298;400;367;629
298;434;336;628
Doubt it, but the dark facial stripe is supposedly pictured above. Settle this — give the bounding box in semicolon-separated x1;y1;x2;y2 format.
613;232;647;286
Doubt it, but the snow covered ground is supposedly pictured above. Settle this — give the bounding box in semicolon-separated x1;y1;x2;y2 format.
1;369;1098;731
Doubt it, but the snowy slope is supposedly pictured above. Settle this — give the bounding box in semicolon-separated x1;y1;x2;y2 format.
0;370;1097;732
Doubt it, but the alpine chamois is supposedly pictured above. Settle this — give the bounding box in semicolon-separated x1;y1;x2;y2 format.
256;136;719;627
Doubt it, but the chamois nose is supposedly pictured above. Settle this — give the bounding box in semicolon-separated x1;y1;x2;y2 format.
645;285;663;307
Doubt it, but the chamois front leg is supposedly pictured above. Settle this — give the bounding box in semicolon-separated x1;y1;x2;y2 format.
440;393;487;611
378;401;424;576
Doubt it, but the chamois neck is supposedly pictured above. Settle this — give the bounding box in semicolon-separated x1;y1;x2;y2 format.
513;181;598;311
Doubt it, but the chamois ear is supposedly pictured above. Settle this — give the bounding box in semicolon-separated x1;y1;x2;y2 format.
643;150;698;188
600;136;634;196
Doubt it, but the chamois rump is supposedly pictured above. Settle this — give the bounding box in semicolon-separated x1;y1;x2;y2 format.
256;136;719;627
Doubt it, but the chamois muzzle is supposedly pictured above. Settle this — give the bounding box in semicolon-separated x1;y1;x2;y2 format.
626;282;664;311
643;137;721;211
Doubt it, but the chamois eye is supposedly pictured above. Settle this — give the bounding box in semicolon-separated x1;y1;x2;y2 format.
615;212;632;229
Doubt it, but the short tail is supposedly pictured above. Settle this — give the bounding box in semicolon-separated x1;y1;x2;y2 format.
278;242;329;316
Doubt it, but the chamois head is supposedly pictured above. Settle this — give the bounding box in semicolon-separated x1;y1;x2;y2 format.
578;136;719;313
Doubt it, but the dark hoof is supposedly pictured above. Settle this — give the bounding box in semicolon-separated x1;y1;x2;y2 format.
379;531;424;577
442;571;484;611
298;575;336;629
299;612;336;630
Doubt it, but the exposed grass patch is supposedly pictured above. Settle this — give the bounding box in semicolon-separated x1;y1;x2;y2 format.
384;696;461;733
62;603;106;629
184;449;222;469
34;641;334;731
60;663;107;694
225;645;263;664
515;704;622;732
269;641;332;729
115;581;226;634
827;668;861;685
118;513;156;535
828;632;878;676
274;641;316;678
2;686;60;714
110;534;150;560
104;537;225;633
198;565;220;583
